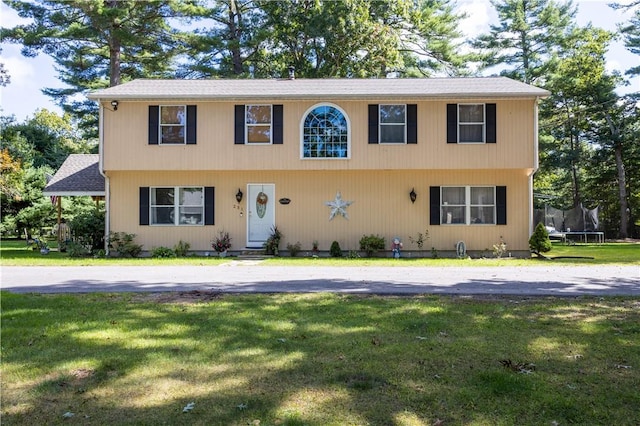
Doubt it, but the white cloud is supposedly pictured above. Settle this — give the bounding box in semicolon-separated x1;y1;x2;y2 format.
0;2;31;27
457;0;493;39
2;48;36;87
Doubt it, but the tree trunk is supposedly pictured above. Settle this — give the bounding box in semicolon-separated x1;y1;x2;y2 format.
614;143;629;238
605;112;628;239
228;0;244;75
107;0;121;87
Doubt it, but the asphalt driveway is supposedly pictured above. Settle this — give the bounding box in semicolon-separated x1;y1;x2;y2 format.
1;263;639;296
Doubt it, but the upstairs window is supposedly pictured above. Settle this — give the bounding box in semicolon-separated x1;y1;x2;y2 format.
447;103;496;144
380;104;406;143
235;105;283;145
160;105;186;144
458;104;484;143
302;104;349;159
368;104;417;144
246;105;272;143
148;105;197;145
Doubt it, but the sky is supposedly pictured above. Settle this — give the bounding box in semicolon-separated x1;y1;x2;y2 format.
1;0;638;122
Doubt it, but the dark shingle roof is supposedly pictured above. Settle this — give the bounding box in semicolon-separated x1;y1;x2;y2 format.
43;154;105;196
87;77;550;101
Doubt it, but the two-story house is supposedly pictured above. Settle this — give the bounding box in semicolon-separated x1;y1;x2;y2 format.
87;77;549;256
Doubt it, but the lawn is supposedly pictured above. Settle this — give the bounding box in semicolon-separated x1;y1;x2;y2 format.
1;292;639;425
1;238;638;266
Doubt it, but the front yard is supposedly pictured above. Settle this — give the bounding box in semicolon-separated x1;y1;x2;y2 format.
2;292;639;425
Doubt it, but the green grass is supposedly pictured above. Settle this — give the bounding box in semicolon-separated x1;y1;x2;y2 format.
2;238;638;266
2;292;639;425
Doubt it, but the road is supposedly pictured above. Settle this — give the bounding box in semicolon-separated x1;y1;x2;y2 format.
1;263;639;296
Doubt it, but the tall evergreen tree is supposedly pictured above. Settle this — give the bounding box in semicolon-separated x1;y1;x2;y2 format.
619;8;640;77
472;0;577;84
1;0;192;134
542;26;635;237
177;0;269;78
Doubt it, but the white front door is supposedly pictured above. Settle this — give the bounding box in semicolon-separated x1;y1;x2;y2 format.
247;184;275;248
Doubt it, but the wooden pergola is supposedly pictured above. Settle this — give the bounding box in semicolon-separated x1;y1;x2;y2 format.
42;154;105;224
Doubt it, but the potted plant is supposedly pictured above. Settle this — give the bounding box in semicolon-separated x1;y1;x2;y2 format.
212;231;232;257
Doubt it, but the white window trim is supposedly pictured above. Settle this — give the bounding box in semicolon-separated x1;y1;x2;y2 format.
458;103;486;144
300;102;351;160
379;104;407;144
441;186;496;225
245;104;273;144
159;105;187;145
150;186;204;226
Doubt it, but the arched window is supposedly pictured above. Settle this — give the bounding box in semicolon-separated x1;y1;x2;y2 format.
301;104;350;158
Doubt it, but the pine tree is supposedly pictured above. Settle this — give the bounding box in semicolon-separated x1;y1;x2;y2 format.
471;0;576;84
1;0;191;135
529;222;552;257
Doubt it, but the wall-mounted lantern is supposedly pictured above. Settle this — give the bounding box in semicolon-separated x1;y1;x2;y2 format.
409;188;417;204
236;188;243;203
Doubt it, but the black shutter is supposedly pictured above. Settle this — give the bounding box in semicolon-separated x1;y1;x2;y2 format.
446;104;457;143
486;103;496;143
148;106;159;145
368;104;379;144
204;186;215;225
273;104;283;144
139;187;150;225
234;105;245;144
407;104;417;144
496;186;507;225
430;186;441;225
186;105;197;144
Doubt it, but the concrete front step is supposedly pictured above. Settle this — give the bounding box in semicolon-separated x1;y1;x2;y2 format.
236;250;272;260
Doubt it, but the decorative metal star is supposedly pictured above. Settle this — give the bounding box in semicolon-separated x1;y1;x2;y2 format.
325;191;353;221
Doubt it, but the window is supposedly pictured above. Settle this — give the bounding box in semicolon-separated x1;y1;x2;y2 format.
368;104;417;144
235;105;283;145
458;104;484;143
380;104;406;143
447;103;496;144
440;186;496;225
148;105;197;145
302;104;349;158
470;187;495;224
246;105;272;143
150;187;204;225
160;106;186;144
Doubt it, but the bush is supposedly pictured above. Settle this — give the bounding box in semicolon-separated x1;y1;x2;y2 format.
359;234;385;257
529;223;552;257
408;229;429;249
69;210;105;252
173;240;190;257
108;232;143;258
66;241;90;258
493;236;507;258
151;246;176;258
264;226;282;256
286;241;301;257
330;240;343;257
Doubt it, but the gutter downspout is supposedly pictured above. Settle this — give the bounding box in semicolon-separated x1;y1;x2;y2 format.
529;96;541;237
97;101;111;255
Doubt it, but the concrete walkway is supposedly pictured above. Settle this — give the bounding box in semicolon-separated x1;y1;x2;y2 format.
1;263;639;296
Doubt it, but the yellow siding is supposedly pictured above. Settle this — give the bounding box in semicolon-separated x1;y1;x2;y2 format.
101;99;537;173
107;169;531;253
